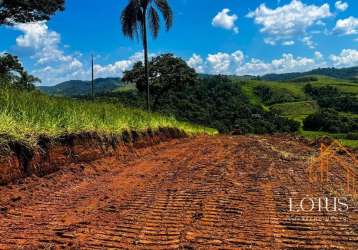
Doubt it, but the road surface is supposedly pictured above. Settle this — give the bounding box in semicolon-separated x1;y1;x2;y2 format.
0;135;357;249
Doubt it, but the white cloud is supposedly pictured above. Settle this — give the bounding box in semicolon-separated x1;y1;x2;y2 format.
14;22;153;85
207;50;244;74
13;21;147;85
15;22;74;65
314;51;323;60
302;36;316;49
330;49;358;67
264;38;277;45
14;22;88;85
187;54;204;73
247;0;332;46
236;53;319;76
94;52;145;78
282;40;295;46
212;9;239;34
186;50;328;76
334;16;358;35
335;1;348;12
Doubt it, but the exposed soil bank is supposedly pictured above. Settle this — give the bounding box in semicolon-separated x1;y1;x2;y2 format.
0;127;187;185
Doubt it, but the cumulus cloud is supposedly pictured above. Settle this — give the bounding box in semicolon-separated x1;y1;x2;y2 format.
302;36;316;49
187;54;204;73
207;51;244;74
186;50;329;76
94;52;145;78
314;51;323;60
330;49;358;67
334;16;358;35
212;9;239;34
247;0;332;47
13;22;146;85
282;40;295;46
236;53;319;76
15;22;75;65
335;1;348;12
186;51;244;75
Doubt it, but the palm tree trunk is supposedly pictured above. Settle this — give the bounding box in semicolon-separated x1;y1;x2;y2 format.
142;11;150;113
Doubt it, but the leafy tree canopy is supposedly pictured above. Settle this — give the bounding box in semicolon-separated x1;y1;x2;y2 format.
0;53;40;90
122;54;197;109
0;0;64;25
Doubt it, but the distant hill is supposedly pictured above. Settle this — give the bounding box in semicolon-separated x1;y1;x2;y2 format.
261;66;358;82
38;77;123;96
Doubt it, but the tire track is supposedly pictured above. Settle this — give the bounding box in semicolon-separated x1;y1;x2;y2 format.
0;135;357;249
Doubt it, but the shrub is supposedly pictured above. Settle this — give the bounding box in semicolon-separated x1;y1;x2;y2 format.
346;133;358;140
303;108;358;133
254;85;296;105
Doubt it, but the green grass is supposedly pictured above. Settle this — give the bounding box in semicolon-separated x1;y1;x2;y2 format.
270;101;318;118
239;77;358;148
284;75;358;95
241;80;307;101
113;83;136;93
0;88;217;146
240;76;358;107
299;130;358;149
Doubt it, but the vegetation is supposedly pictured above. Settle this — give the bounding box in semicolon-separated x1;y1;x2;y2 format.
303;109;358;133
233;70;358;147
271;101;318;119
39;78;123;97
0;0;64;25
121;0;173;112
254;85;298;105
262;66;358;81
304;84;358;114
0;87;216;146
108;56;301;135
123;54;197;110
240;79;306;107
0;53;40;90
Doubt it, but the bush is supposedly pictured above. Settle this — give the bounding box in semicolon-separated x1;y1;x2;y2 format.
303;108;358;133
289;76;318;82
346;133;358;140
305;84;358;114
254;85;296;105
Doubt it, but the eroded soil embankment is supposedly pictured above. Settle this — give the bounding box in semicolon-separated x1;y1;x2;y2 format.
0;127;187;185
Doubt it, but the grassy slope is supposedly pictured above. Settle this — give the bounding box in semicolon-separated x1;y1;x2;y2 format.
237;76;358;148
0;88;216;146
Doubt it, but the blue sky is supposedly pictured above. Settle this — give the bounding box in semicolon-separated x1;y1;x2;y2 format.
1;0;358;85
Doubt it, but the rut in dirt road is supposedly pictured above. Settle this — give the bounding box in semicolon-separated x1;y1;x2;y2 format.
0;135;357;249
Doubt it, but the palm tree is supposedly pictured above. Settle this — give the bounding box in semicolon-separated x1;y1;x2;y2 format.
17;71;40;90
121;0;173;112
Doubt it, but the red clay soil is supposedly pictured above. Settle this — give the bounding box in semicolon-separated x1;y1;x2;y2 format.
0;135;357;249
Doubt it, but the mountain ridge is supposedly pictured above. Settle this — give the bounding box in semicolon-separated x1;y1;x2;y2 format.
38;77;123;96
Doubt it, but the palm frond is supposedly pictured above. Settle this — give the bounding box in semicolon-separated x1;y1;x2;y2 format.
120;0;140;39
148;7;160;38
154;0;173;30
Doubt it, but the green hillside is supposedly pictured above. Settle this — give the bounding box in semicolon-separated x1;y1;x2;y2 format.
236;75;358;148
0;87;216;146
38;77;123;97
262;66;358;81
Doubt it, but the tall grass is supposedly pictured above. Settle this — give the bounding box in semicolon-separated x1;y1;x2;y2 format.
0;88;217;145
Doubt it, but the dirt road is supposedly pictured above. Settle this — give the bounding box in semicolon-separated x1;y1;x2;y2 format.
0;135;357;249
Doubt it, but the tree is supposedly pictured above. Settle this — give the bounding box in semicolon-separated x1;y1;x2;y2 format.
17;71;40;90
0;53;23;84
0;0;65;25
121;0;173;112
122;54;197;110
0;53;39;90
